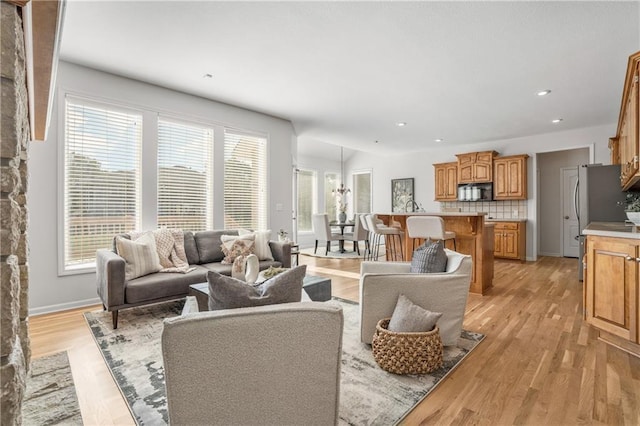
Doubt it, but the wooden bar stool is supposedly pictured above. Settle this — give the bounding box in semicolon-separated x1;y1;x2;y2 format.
406;216;456;251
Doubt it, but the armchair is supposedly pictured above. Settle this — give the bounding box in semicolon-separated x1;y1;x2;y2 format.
359;249;472;346
162;301;344;425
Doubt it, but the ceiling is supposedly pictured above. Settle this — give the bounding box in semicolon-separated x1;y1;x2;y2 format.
59;1;639;159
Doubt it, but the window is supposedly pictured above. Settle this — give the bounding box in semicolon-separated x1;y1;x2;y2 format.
63;97;142;270
353;171;372;213
158;118;213;231
223;129;268;229
297;169;317;232
324;172;339;222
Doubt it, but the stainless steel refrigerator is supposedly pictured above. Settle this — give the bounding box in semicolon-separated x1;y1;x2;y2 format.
576;164;627;280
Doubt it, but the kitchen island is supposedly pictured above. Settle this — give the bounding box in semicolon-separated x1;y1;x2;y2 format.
375;212;494;295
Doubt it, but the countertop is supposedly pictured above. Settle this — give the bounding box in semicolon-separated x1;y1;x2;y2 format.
583;221;640;239
379;212;488;217
485;218;527;223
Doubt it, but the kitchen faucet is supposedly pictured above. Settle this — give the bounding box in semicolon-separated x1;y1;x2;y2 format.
405;199;424;212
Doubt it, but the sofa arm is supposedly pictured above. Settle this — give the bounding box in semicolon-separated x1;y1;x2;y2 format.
96;249;126;309
360;261;411;275
269;241;292;268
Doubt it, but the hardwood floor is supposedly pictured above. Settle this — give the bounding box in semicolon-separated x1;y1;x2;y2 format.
28;256;640;425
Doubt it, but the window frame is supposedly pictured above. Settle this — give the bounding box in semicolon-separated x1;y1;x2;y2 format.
297;168;318;233
352;169;373;214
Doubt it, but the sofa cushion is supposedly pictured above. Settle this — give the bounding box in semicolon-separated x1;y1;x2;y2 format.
238;229;274;261
387;294;442;333
201;260;282;276
195;230;238;264
220;234;256;264
207;265;306;310
116;232;162;281
410;239;447;273
183;231;200;265
125;265;209;304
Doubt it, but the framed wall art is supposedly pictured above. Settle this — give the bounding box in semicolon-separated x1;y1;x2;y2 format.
391;178;414;212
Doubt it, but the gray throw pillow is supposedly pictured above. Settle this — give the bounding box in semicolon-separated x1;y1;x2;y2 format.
387;294;443;333
207;265;306;310
410;238;447;273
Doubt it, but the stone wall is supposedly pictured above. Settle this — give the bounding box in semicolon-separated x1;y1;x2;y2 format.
1;3;31;424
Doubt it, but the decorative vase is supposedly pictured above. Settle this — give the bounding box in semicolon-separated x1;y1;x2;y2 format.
626;211;640;226
339;211;347;223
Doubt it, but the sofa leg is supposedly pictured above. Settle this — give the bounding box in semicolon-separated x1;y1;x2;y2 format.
112;310;119;329
314;240;318;254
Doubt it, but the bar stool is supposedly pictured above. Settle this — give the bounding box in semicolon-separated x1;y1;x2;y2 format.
365;214;404;261
406;216;456;251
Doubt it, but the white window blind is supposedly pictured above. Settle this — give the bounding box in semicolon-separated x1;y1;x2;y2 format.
63;97;142;269
158;118;213;231
297;169;316;232
223;129;267;229
324;172;339;222
353;171;372;213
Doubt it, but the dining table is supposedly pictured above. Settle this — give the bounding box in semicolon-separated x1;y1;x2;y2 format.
329;221;355;253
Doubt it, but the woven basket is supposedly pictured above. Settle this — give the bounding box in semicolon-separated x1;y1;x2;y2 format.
372;318;443;375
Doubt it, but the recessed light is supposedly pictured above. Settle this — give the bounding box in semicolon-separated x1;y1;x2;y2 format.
552;118;563;123
434;138;443;143
537;90;551;96
396;122;407;127
374;140;379;144
203;73;213;79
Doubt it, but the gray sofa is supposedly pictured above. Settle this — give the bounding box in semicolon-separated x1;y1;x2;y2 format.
96;229;292;328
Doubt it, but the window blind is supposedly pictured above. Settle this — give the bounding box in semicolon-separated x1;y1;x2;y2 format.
223;129;267;230
64;97;142;269
353;171;372;213
158;118;213;231
324;172;339;222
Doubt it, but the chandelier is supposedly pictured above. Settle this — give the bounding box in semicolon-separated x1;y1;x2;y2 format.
332;146;351;196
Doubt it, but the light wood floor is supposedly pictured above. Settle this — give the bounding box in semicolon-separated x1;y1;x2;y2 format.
29;256;640;425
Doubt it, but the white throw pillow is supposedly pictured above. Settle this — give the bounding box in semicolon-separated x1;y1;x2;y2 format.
238;229;274;261
116;232;162;280
220;234;256;264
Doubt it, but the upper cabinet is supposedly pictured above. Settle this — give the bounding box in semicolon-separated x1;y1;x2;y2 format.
493;154;529;200
433;162;458;201
611;51;640;190
456;151;497;183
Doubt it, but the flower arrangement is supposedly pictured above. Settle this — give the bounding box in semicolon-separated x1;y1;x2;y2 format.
624;192;640;212
339;202;347;213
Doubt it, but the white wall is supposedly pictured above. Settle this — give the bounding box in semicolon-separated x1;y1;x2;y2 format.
28;62;296;314
344;124;615;260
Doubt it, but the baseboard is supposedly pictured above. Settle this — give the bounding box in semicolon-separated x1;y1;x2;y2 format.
538;251;561;257
29;297;102;317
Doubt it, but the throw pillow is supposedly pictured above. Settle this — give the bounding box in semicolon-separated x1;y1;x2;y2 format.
410;239;447;273
220;234;256;264
115;232;162;281
238;229;274;261
207;265;306;310
387;294;443;333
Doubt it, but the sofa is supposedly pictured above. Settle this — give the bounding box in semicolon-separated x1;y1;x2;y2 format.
96;229;292;328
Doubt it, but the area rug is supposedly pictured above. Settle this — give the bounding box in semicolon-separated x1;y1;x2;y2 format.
22;351;83;425
300;246;382;260
85;299;484;425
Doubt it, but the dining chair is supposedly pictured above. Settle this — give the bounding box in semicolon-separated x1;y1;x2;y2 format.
312;214;345;255
344;213;369;256
406;216;457;250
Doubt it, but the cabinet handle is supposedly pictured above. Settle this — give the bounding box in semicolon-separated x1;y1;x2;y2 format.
626;255;634;261
636;258;640;263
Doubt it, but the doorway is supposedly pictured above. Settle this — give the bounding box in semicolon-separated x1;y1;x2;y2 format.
561;167;579;257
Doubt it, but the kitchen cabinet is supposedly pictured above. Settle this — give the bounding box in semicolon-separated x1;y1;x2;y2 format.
611;51;640;190
433;162;458;201
456;151;497;184
584;235;639;352
493;155;528;200
493;221;525;261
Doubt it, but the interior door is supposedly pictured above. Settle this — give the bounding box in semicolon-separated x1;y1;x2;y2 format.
562;167;580;258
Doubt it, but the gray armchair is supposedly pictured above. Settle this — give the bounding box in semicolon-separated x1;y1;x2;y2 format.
162;301;344;425
359;249;472;346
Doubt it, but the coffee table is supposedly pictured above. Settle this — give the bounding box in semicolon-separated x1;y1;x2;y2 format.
188;275;332;311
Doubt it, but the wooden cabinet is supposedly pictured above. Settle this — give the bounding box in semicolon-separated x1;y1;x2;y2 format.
493;154;529;200
456;151;497;184
433;162;458;201
493;221;525;261
584;236;639;349
612;51;640;190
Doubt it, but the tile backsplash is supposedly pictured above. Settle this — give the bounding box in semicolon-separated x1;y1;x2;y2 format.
440;200;527;219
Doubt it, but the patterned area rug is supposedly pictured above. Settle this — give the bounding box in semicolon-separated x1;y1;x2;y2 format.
300;246;373;259
22;351;83;425
85;299;484;425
